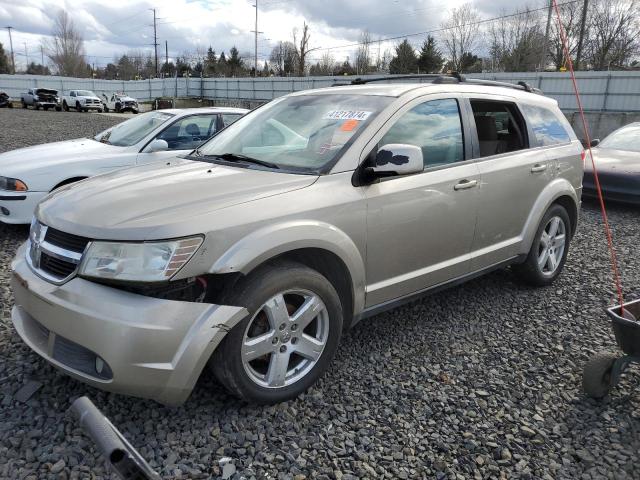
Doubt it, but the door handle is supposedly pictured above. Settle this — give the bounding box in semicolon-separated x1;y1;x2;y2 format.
454;179;478;191
531;163;548;173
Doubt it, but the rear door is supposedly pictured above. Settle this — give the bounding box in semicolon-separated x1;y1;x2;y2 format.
465;95;554;271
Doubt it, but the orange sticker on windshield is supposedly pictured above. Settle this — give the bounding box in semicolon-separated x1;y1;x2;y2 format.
340;119;359;132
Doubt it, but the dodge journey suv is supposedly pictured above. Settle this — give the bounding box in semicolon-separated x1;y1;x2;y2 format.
11;76;583;405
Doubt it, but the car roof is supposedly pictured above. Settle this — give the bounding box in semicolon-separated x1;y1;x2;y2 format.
290;82;558;106
157;107;249;115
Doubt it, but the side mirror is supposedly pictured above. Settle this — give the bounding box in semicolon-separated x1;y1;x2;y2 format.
146;139;169;153
590;138;600;147
371;144;424;176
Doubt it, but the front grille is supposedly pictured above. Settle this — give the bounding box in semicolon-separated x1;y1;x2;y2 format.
28;222;90;283
45;227;89;253
40;252;77;278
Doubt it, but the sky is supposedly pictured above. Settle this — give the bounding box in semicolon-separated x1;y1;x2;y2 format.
0;0;542;70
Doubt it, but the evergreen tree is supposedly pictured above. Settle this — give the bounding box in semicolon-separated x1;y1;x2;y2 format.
206;47;217;76
227;46;243;76
389;40;418;74
418;36;444;73
0;42;9;74
218;51;228;76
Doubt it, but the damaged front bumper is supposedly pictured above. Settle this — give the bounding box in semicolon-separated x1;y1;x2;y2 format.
11;243;248;405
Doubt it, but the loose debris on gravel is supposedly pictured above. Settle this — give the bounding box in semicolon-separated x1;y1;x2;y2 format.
0;108;639;479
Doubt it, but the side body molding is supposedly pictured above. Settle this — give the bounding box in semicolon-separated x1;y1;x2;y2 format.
520;177;580;255
209;220;367;315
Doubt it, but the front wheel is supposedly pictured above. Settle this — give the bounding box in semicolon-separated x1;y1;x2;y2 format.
210;261;343;403
103;105;109;113
513;204;571;286
22;100;27;109
63;101;69;111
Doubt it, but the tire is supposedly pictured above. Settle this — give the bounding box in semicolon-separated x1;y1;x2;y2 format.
513;204;571;286
55;105;61;111
211;260;343;404
76;101;82;112
103;106;109;113
35;104;40;110
115;103;121;113
83;108;89;112
583;352;618;399
43;106;49;111
63;101;69;111
21;100;27;109
7;103;13;109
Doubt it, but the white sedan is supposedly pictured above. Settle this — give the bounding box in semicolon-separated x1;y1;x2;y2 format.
0;107;248;224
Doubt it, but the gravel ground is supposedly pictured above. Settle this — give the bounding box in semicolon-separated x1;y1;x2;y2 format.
1;108;639;480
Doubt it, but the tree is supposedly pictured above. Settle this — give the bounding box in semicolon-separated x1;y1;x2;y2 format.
355;30;371;75
441;3;480;72
26;62;50;75
488;8;545;72
293;22;310;76
269;41;297;76
218;51;228;76
335;57;355;75
45;10;86;76
160;61;176;78
418;36;444;73
103;62;118;79
389;40;418;74
586;0;640;69
227;46;243;76
205;47;217;76
0;43;9;74
549;0;583;70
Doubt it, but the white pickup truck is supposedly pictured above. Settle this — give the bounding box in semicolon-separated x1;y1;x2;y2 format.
101;92;139;113
61;90;104;112
20;88;61;111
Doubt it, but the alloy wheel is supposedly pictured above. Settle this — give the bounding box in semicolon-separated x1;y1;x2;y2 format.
241;289;329;389
537;216;566;276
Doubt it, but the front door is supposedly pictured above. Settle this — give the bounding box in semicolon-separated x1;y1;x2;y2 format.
363;97;480;307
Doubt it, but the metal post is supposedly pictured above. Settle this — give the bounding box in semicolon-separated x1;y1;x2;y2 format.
254;0;258;77
151;9;158;77
602;72;611;112
165;40;168;76
5;26;15;74
575;0;589;70
541;0;552;71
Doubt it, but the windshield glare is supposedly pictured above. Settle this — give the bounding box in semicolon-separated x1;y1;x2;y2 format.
197;94;393;173
599;125;640;153
94;112;173;147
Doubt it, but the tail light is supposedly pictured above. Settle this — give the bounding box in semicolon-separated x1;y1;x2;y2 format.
581;150;586;165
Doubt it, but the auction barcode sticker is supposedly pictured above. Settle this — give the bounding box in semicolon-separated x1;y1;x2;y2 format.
324;110;372;120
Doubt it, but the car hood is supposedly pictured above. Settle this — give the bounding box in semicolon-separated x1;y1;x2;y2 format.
585;148;640;175
0;139;126;177
77;95;101;101
37;159;318;239
117;96;136;102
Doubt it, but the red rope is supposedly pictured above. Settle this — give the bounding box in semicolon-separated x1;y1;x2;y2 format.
551;0;625;311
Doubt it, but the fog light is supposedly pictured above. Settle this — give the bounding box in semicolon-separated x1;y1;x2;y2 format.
95;356;104;374
0;207;9;216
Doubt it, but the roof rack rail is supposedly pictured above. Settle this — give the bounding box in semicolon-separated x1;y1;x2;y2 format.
333;73;543;95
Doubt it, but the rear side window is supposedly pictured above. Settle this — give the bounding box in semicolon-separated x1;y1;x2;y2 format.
522;104;571;146
470;100;527;158
379;98;464;168
222;114;243;127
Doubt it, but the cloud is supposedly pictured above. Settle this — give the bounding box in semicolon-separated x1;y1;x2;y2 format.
1;0;535;70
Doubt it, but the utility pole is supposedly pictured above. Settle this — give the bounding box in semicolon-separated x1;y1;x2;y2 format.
151;8;158;77
5;26;15;74
253;0;258;77
541;0;552;71
23;42;28;70
575;0;589;70
40;45;44;67
165;40;168;75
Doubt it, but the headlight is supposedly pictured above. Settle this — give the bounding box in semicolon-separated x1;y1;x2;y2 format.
0;176;28;191
79;236;203;282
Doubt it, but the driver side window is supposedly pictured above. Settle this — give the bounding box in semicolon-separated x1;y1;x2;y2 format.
379;98;464;169
156;115;218;150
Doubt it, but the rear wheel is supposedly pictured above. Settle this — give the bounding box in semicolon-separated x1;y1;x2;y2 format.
63;101;69;111
115;103;121;113
211;261;343;403
76;101;82;112
583;352;618;399
103;105;109;113
21;100;27;109
513;204;571;286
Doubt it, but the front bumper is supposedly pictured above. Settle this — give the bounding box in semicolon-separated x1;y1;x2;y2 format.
0;191;47;224
11;243;248;405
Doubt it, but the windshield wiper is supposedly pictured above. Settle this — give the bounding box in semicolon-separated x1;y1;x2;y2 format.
213;153;280;169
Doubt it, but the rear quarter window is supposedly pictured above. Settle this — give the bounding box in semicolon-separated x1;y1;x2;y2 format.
522;104;572;146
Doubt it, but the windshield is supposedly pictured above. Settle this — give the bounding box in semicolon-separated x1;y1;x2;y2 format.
94;111;174;146
76;90;95;97
196;94;394;173
599;125;640;153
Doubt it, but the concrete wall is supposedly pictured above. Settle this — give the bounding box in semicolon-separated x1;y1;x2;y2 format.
566;111;640;142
